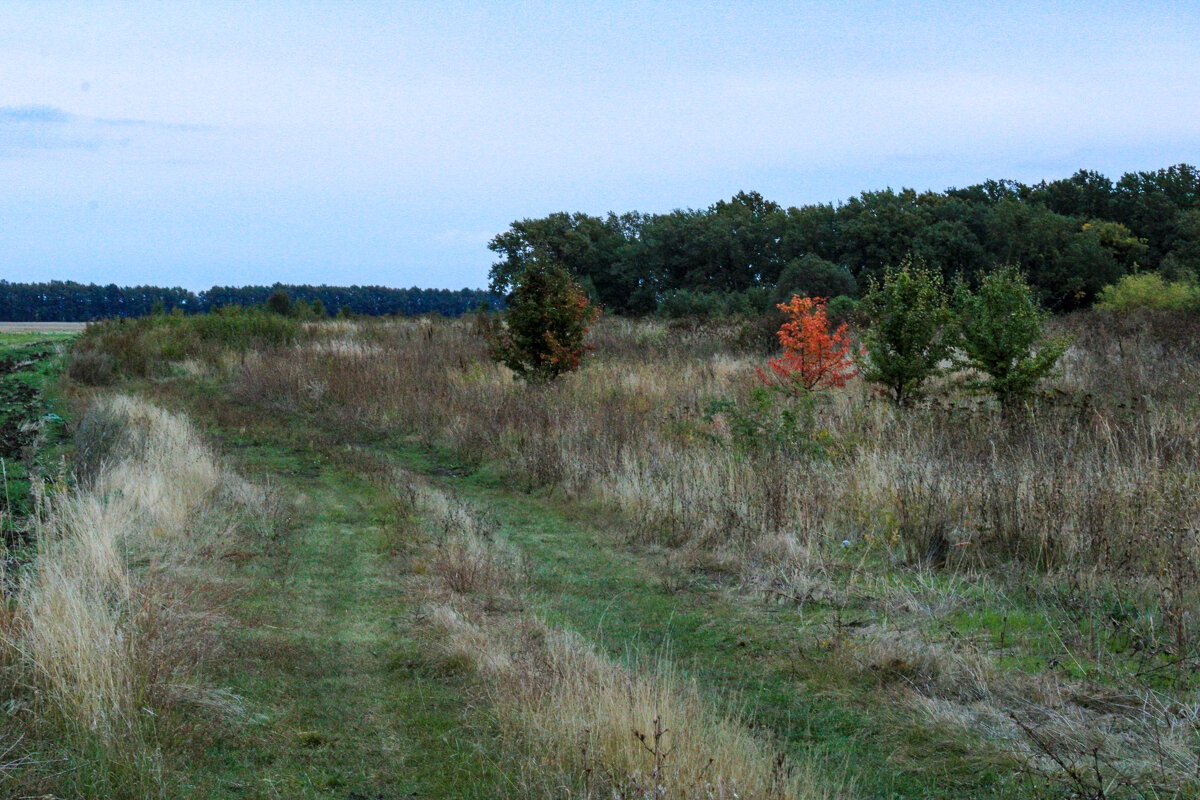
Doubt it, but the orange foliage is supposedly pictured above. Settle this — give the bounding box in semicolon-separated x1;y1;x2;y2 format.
758;295;859;393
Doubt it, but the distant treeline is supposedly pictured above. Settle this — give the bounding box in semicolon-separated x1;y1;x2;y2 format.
0;282;497;322
489;164;1200;313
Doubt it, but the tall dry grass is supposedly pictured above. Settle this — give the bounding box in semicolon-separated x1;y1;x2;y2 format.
224;313;1200;578
410;478;836;799
430;604;832;799
67;309;1200;792
2;394;269;795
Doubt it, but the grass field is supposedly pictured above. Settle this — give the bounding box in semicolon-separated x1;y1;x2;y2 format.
3;310;1199;798
0;321;88;333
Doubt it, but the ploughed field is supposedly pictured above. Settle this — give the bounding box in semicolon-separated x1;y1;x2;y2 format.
4;310;1200;799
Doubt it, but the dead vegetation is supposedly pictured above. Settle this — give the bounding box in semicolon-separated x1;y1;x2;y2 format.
63;308;1200;796
0;394;275;796
406;475;839;799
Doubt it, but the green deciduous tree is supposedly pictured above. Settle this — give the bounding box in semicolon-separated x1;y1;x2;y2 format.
1083;219;1149;270
477;162;1200;321
487;259;599;382
837;189;926;283
773;254;857;305
860;255;954;405
1165;208;1200;277
266;289;292;316
953;265;1069;406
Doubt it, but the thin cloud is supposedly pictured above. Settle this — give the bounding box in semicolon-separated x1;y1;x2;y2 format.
0;105;74;124
0;104;212;155
95;116;213;132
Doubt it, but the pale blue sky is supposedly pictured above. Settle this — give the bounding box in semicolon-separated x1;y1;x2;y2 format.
2;1;1198;290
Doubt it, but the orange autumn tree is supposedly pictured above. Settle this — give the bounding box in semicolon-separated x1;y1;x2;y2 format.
759;295;859;393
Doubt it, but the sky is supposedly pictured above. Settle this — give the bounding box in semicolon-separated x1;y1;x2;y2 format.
2;1;1198;291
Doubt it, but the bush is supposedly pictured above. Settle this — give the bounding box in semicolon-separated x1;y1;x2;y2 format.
759;296;858;393
723;286;774;316
1095;272;1200;312
65;348;116;386
860;255;954;405
705;387;834;457
656;290;729;319
826;294;863;327
954;265;1069;405
190;306;300;348
266;289;292;315
773;255;857;305
656;288;772;319
487;259;599;382
67;308;301;384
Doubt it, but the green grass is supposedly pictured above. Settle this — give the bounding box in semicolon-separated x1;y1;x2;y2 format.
145;384;1036;799
0;332;73;536
150;435;506;799
0;330;77;346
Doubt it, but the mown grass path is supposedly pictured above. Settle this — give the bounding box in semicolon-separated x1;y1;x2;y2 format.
174;437;500;799
393;446;1029;800
160;388;1032;799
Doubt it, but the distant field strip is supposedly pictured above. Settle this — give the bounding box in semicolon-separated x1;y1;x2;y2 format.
0;321;87;332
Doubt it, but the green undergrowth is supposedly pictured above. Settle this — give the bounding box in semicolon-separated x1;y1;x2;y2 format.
0;332;73;543
155;428;505;798
67;309;302;385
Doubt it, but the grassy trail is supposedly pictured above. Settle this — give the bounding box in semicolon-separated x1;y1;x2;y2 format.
394;446;1026;800
147;384;1030;799
189;407;1024;799
176;440;498;799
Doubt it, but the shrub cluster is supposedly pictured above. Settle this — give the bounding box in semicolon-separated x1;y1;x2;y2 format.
860;259;1066;405
1096;271;1200;312
67;307;302;384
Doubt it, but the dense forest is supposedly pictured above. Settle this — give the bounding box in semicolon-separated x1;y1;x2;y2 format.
7;164;1198;321
490;164;1200;314
0;282;496;321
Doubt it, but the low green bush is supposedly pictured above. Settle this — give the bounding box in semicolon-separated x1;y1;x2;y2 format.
67;307;301;384
773;254;857;305
704;387;835;458
1095;272;1200;312
656;288;772;319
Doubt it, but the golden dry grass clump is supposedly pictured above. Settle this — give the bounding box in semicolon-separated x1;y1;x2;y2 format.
413;478;837;799
4;394;270;782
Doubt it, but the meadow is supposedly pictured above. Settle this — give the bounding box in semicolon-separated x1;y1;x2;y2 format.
3;307;1199;798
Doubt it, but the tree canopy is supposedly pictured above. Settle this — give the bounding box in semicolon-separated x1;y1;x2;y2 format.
489;164;1200;314
0;281;497;322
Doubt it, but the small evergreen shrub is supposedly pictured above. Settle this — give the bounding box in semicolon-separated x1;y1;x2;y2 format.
860;255;954;405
